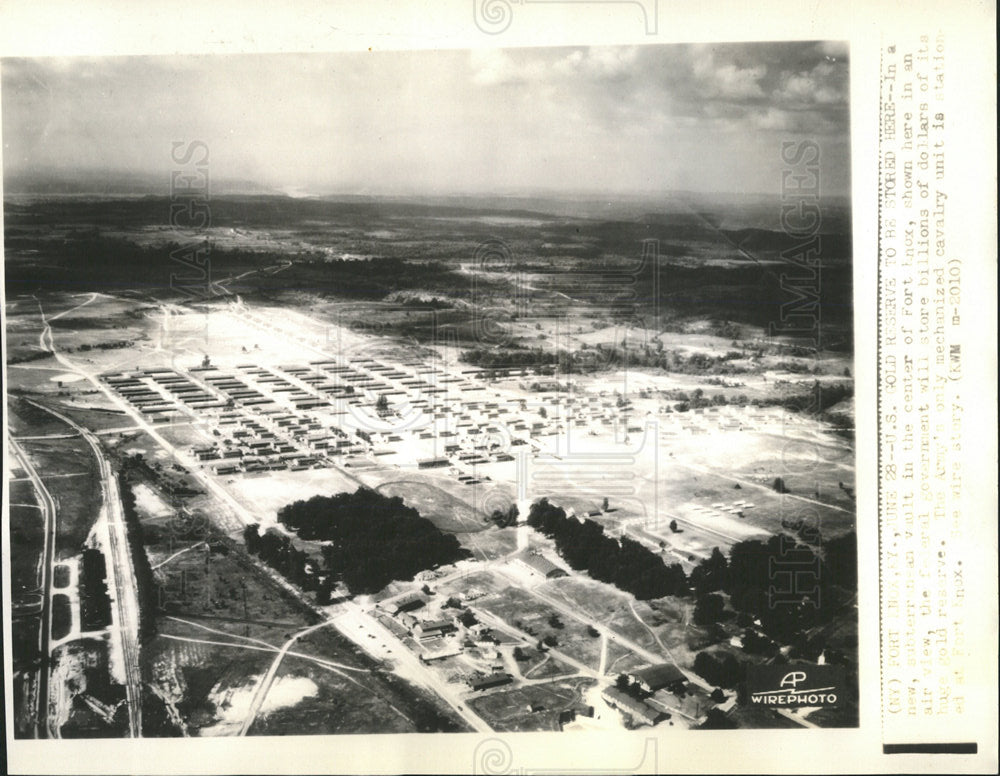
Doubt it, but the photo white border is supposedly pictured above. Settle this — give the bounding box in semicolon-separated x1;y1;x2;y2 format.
1;1;995;774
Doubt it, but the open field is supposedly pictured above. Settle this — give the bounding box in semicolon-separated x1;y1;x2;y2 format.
9;480;44;598
18;432;103;560
466;677;596;732
248;652;467;735
375;478;490;533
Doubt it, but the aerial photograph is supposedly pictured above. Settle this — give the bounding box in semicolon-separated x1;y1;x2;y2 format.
2;42;856;738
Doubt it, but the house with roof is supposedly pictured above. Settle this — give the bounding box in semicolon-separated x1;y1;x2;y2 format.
468;673;512;691
382;591;428;616
514;552;568;579
626;663;688;694
601;687;662;726
414;618;457;640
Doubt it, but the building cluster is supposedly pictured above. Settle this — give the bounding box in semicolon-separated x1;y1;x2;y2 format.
375;589;515;690
600;663;690;727
102;352;648;485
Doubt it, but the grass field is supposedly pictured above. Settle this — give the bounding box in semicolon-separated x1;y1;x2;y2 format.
227;467;363;525
466;676;596;732
459;526;520;562
470;585;605;669
143;510;469;735
52;594;72;641
603;642;648;676
519;652;578;680
249;653;467;735
538;577;679;661
40;399;132;433
19;434;103;560
8;395;72;436
8;480;44;597
155;546;315;645
375;478;489;533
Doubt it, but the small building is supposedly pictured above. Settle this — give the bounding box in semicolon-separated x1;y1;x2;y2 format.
415;619;457;640
386;592;428;616
557;709;576;729
628;663;688;694
515;553;568;579
419;645;462;663
474;631;499;649
601;687;661;726
417;457;449;469
469;673;512;692
398;612;419;631
646;689;681;714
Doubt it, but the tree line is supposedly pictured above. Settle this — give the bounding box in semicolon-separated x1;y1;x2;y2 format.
689;531;857;644
527;498;856;646
243;524;319;593
526;499;687;599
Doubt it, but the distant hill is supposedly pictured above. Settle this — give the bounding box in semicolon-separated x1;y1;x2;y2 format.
3;169;283;198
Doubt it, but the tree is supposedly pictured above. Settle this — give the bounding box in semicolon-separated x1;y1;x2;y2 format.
375;394;389;412
693;593;725;626
694;651;744;688
741;629;777;656
690;547;730;597
699;709;737;729
669;519;679;533
710;688;727;703
602;497;610;512
459;609;477;627
243;523;261;555
316;580;333;605
772;477;789;494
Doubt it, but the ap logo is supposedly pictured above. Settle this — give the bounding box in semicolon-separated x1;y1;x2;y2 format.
746;665;844;709
780;671;808;690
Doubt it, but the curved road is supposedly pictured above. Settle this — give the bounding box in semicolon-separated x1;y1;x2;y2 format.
27;399;143;738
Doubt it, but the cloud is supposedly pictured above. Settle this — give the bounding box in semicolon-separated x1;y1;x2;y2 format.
773;61;848;107
3;43;852;197
470;48;543;86
552;46;639;79
470;45;640;88
689;46;766;100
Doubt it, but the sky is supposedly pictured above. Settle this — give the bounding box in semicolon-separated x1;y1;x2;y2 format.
1;42;850;197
